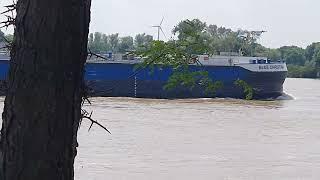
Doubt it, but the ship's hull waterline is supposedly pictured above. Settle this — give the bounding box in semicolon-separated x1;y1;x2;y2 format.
85;62;287;99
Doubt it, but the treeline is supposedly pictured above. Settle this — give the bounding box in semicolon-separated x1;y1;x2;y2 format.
88;32;153;53
1;19;319;78
266;44;320;78
172;19;320;78
88;19;319;78
88;19;263;56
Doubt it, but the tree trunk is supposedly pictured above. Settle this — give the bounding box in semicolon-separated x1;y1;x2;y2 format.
0;0;91;179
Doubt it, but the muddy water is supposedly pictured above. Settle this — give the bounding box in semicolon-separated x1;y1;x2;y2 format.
1;78;320;179
73;78;320;180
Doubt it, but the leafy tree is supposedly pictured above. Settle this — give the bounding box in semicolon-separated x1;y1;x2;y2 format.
305;42;320;61
88;33;94;49
135;39;223;96
93;32;104;52
266;48;281;60
171;19;263;56
88;32;105;53
216;33;243;54
172;19;211;55
207;25;233;38
101;33;110;52
237;30;265;56
173;19;207;41
234;79;253;100
134;33;153;49
279;46;306;66
88;32;153;53
118;36;134;53
109;33;119;52
287;64;317;78
89;32;121;53
313;50;320;68
206;25;245;54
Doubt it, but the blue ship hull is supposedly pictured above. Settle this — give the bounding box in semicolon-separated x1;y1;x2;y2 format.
0;60;287;99
85;62;287;99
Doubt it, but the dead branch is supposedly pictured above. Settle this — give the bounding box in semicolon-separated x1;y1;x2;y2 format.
81;83;92;106
0;1;17;29
81;109;111;134
79;81;110;134
87;49;109;61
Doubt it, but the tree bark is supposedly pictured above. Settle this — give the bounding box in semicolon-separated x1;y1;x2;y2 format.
0;0;91;179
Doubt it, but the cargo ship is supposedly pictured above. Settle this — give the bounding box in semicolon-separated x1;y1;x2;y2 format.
0;52;287;99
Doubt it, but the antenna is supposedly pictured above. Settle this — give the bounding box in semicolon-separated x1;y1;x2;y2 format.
152;17;166;41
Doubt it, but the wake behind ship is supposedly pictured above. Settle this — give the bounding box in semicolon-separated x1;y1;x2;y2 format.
0;52;287;99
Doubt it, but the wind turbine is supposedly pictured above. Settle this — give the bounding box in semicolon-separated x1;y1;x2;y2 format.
152;17;166;41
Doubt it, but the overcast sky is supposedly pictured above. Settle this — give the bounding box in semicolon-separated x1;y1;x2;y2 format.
1;0;319;48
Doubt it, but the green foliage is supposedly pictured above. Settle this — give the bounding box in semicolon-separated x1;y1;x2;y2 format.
279;44;320;78
279;46;306;66
79;19;263;56
88;32;105;53
86;18;320;79
88;32;153;53
135;39;223;96
163;70;223;96
171;19;264;56
266;49;281;60
134;33;154;50
312;46;320;68
202;78;224;96
135;40;189;68
164;71;205;90
109;33;119;52
173;19;211;55
118;36;134;53
234;79;253;100
287;64;317;78
173;19;207;41
305;42;320;61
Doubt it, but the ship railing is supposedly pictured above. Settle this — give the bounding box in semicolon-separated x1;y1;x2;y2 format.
234;60;286;66
247;59;286;64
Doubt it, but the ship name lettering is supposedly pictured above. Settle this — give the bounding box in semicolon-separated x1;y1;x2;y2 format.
269;65;284;70
259;65;284;70
259;65;269;70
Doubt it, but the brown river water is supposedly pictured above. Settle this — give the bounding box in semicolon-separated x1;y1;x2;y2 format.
1;78;320;179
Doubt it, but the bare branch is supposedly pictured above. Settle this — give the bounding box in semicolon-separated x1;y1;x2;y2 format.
87;49;109;61
81;110;111;134
0;1;17;29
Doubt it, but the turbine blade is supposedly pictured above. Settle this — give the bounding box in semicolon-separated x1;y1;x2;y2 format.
160;27;167;39
160;17;164;26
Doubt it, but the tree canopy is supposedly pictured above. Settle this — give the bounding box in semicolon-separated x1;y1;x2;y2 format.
88;32;153;53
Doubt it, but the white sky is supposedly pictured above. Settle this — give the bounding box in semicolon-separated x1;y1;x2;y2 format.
1;0;319;48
